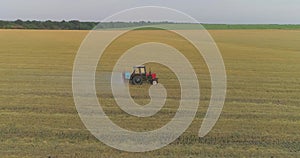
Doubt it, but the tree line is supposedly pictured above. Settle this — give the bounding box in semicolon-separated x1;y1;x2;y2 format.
0;20;168;30
1;20;300;30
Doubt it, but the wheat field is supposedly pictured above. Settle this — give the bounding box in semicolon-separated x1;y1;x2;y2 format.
0;29;299;157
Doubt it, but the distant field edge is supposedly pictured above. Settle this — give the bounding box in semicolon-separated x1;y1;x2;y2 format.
202;24;300;30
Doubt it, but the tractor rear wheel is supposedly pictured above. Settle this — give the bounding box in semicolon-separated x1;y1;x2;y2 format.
132;76;143;85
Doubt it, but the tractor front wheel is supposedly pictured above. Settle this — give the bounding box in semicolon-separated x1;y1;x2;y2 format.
151;78;158;85
152;80;158;85
132;76;143;85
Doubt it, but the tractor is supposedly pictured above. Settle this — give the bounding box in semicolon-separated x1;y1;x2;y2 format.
124;65;158;85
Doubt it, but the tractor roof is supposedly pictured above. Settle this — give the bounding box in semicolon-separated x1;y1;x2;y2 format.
133;65;145;68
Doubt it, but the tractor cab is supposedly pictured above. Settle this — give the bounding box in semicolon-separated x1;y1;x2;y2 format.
132;65;146;75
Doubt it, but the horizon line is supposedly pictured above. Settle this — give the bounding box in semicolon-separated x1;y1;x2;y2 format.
1;19;300;25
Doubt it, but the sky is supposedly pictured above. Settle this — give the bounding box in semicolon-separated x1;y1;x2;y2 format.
1;0;300;24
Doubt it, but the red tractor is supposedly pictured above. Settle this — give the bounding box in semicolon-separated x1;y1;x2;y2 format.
124;65;158;85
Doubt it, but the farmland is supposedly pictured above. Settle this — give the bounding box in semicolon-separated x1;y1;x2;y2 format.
0;29;300;157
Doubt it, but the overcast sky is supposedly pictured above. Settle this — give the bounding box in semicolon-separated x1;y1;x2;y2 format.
1;0;300;24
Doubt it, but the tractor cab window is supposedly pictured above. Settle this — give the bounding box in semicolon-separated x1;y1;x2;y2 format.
134;68;139;74
140;68;145;74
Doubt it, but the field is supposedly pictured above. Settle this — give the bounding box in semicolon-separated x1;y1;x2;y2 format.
0;29;300;157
